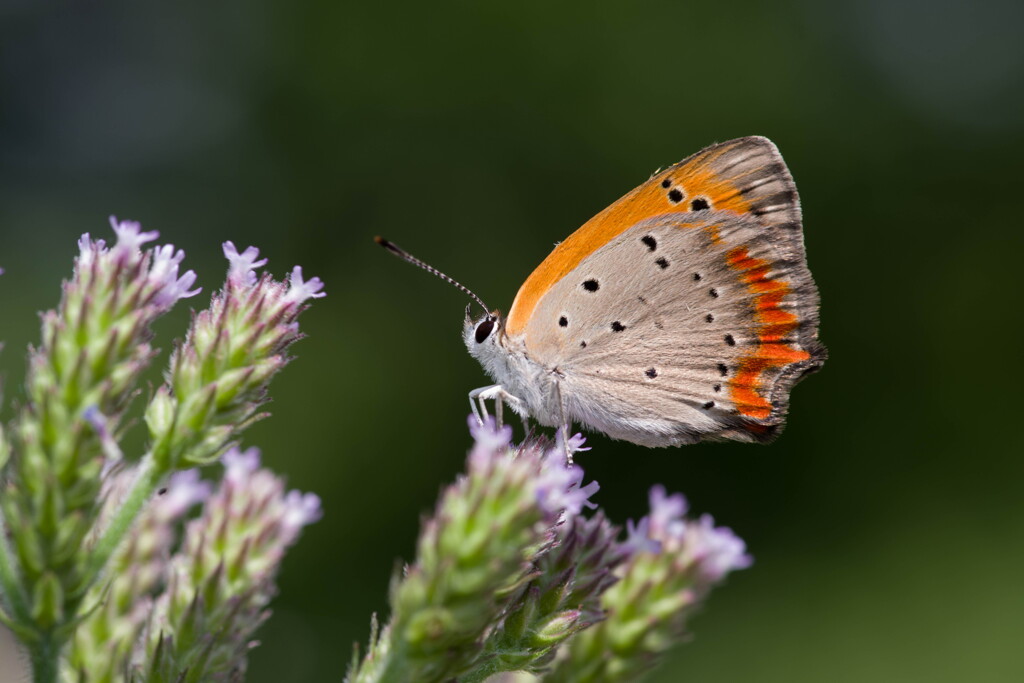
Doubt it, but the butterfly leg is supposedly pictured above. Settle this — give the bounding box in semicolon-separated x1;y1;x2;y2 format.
469;384;526;430
469;384;499;425
554;382;574;465
557;425;572;465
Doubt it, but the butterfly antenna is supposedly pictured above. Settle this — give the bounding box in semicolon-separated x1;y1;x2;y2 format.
375;236;491;315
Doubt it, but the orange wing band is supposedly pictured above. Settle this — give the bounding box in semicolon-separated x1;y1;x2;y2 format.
724;246;810;419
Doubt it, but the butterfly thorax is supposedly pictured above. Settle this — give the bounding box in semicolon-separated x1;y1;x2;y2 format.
463;313;563;425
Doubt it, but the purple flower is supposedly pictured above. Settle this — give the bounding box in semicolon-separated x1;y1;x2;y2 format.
83;405;124;465
221;242;325;316
219;448;323;547
466;416;599;521
648;484;688;540
223;241;268;287
148;240;325;469
622;517;661;555
144;443;321;677
109;215;159;258
76;233;102;265
216;447;321;547
154;470;213;521
622;485;752;582
468;415;513;464
223;446;262;484
534;462;599;519
684;514;753;582
77;218;200;311
149;244;201;308
281;490;323;544
284;265;326;306
616;484;752;598
553;429;592;459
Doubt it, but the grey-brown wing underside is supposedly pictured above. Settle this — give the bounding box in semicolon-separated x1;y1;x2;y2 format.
523;212;824;446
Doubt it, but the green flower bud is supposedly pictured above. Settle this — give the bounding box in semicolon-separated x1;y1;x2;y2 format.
546;487;751;683
31;572;63;628
348;422;600;683
0;222;322;683
133;448;320;681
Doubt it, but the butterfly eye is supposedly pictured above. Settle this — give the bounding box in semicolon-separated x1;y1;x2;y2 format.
475;319;495;343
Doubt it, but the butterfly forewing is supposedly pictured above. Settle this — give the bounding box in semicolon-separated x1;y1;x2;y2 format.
506;136;804;337
662;136;803;238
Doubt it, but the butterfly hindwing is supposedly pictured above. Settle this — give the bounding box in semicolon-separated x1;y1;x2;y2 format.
522;211;823;446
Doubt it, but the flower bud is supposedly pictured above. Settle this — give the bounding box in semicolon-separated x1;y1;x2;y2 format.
135;448;320;680
546;485;751;683
146;243;324;470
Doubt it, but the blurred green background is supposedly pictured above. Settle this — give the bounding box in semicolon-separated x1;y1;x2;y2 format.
2;0;1023;680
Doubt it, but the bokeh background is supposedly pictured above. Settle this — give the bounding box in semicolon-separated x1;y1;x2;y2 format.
2;0;1023;680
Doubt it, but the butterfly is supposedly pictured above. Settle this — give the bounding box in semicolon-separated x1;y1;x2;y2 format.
378;136;825;448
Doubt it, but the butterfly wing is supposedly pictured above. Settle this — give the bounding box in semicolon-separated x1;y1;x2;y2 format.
506;136;802;337
509;137;824;445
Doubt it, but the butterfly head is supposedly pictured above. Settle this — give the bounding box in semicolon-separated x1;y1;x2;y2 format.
463;305;511;371
464;304;502;346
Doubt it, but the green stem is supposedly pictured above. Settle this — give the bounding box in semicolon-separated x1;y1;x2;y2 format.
461;660;504;683
0;516;30;622
79;456;164;594
28;630;59;683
